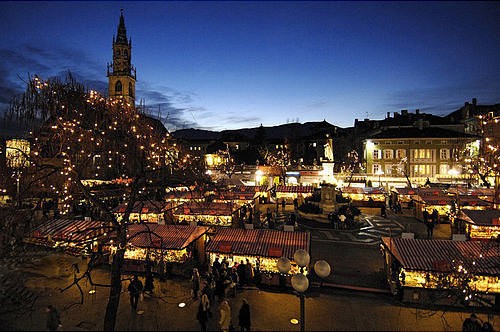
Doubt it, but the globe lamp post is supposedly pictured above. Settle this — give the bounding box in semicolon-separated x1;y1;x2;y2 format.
277;249;331;332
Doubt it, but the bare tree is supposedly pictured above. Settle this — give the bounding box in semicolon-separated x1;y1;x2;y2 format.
8;73;179;331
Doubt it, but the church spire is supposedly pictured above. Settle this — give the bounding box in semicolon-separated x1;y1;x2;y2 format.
116;9;128;45
107;10;136;106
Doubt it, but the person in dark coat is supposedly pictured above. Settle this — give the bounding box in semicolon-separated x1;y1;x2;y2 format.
46;305;61;331
238;298;251;331
462;313;482;331
128;275;143;311
144;259;154;294
213;257;222;274
196;296;210;331
237;260;246;286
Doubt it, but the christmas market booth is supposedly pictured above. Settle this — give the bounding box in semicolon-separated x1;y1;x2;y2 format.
113;223;208;275
172;201;238;227
113;200;178;224
25;217;109;256
215;185;269;205
341;186;387;207
381;237;500;309
276;185;314;205
452;210;500;241
165;186;205;203
205;228;310;286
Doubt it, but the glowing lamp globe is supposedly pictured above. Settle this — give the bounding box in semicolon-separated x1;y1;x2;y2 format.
291;273;309;293
277;257;292;274
314;260;331;278
294;249;310;268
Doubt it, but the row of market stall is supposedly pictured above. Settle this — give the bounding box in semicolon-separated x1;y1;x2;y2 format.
25;217;310;281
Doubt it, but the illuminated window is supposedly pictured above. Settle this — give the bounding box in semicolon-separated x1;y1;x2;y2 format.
373;149;381;160
383;149;393;159
373;164;381;174
396;149;406;159
312;142;317;147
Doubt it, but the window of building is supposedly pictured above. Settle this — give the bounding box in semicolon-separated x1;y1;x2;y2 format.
129;82;134;97
440;149;450;160
439;164;450;175
124;50;128;58
235;144;239;150
373;149;381;160
412;149;432;160
312;142;317;147
383;149;393;159
115;80;122;93
396;149;406;159
373;164;381;174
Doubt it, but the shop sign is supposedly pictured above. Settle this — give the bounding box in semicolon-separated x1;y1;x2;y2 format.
268;247;282;257
219;241;232;253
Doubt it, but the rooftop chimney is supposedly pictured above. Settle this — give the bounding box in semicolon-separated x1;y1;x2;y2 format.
394;111;399;117
472;98;477;106
415;109;420;115
401;109;408;116
387;112;391;119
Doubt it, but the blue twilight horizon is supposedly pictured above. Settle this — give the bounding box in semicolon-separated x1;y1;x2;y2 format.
0;1;499;132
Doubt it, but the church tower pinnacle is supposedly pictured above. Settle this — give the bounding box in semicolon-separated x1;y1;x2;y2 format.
107;9;136;106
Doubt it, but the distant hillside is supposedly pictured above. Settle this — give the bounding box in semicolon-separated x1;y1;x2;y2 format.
172;120;341;141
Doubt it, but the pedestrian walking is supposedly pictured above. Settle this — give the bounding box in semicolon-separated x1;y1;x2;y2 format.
197;293;211;331
381;204;387;218
238;298;251;331
244;259;254;285
191;267;201;299
237;260;246;285
45;305;61;331
219;299;232;332
462;313;482;331
128;274;143;311
281;198;286;211
426;218;435;239
144;259;154;294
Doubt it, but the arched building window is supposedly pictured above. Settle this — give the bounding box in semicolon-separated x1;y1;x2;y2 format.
128;82;134;97
115;80;122;93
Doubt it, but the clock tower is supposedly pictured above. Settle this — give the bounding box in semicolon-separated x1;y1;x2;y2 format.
107;10;136;106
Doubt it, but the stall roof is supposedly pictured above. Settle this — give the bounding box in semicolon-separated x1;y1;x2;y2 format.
30;218;107;242
173;201;236;216
206;228;310;259
113;200;176;214
342;187;386;195
126;223;208;250
447;187;495;196
460;210;500;226
381;237;500;275
276;185;314;193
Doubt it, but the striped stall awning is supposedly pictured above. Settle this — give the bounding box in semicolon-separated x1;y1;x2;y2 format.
382;237;500;275
276;185;314;193
172;201;236;216
30;218;107;243
126;223;208;250
206;228;310;259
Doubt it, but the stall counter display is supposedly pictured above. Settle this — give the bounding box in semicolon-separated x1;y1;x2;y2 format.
123;246;189;263
208;253;306;275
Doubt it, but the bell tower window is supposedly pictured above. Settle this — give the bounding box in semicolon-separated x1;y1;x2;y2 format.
129;82;133;97
115;80;122;93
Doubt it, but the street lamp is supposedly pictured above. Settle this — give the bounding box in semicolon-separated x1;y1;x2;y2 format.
277;249;331;332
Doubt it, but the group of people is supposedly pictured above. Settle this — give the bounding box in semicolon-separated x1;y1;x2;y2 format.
388;197;403;213
462;313;494;331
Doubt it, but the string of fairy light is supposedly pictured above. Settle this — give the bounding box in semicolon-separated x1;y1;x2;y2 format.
27;76;179;215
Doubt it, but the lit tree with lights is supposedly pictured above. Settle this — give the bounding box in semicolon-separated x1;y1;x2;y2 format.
7;73;179;330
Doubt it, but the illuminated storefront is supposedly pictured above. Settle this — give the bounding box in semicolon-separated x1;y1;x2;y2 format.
113;200;178;224
206;228;310;286
381;237;500;307
173;201;238;227
454;210;500;241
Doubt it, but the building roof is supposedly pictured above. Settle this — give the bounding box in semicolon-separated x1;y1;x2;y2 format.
206;228;310;259
276;185;314;193
381;237;500;275
367;127;478;140
126;223;207;250
173;201;236;216
460;210;500;226
29;218;107;243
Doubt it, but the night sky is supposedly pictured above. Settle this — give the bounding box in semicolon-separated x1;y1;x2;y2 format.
0;1;499;131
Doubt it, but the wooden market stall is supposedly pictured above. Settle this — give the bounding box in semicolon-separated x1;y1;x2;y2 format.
113;200;178;224
341;186;387;207
172;201;238;227
453;210;500;240
275;185;314;205
113;223;208;274
381;237;500;309
25;218;109;256
205;228;310;286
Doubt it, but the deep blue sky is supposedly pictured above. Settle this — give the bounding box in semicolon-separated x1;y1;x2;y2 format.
0;1;499;131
